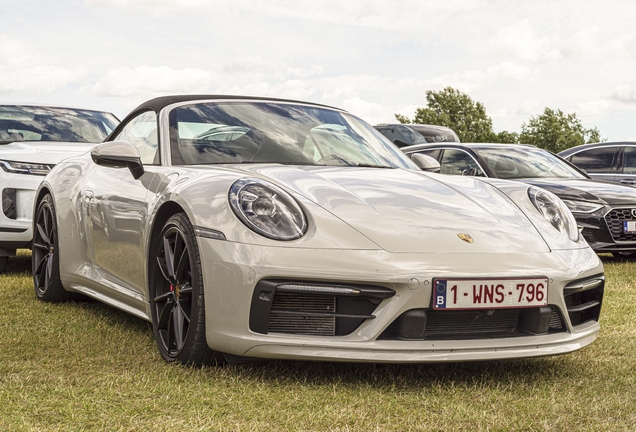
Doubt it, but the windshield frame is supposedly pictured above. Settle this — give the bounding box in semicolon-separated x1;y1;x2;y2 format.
164;100;418;169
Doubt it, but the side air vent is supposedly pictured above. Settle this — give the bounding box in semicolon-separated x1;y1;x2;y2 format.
563;274;604;326
249;280;395;336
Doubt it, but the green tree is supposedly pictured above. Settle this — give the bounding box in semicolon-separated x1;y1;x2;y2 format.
396;87;496;142
519;108;604;153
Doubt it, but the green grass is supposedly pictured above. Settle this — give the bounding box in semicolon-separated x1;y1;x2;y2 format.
1;251;635;431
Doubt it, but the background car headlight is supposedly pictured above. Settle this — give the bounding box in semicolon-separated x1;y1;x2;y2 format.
528;187;579;242
561;199;603;214
229;178;307;240
0;160;52;175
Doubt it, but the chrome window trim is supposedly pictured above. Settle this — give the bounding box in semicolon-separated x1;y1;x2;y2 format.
564;145;625;159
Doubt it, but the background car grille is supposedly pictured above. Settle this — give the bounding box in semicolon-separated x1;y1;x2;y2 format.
604;208;636;242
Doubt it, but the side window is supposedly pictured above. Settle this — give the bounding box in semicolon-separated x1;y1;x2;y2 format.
440;149;483;176
114;111;159;165
569;147;617;174
623;147;636;175
377;128;397;143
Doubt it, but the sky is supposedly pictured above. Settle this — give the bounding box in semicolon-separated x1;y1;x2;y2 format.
2;0;636;140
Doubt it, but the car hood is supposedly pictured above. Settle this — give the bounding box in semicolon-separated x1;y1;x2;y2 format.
0;141;96;164
240;165;550;254
519;178;636;206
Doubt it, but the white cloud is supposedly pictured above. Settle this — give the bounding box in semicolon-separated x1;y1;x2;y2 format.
491;19;562;62
86;66;213;97
0;35;86;93
610;83;636;104
215;79;317;100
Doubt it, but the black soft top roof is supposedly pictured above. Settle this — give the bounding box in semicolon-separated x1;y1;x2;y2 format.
131;94;338;115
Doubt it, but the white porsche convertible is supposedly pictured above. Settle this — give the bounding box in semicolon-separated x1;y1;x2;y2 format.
33;95;604;365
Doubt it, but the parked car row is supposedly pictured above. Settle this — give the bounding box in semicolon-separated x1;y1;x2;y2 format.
0;96;620;366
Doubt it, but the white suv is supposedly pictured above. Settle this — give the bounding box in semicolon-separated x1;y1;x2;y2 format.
0;104;119;272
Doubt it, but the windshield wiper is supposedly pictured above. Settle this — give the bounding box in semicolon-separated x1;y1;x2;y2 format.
356;163;395;169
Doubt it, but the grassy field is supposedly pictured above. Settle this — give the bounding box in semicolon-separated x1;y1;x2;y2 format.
0;251;635;431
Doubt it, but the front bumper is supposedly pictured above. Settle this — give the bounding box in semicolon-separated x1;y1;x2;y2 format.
577;205;636;253
197;238;604;363
0;170;43;251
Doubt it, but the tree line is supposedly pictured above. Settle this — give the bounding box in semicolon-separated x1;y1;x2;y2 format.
395;87;604;153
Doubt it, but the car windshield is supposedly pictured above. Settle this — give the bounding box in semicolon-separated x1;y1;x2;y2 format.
474;146;587;179
0;105;119;144
400;126;428;145
169;102;416;169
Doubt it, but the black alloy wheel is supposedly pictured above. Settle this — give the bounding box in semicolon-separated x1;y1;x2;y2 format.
32;194;68;301
149;213;224;366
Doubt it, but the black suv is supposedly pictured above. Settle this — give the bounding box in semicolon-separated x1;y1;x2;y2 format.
374;124;459;148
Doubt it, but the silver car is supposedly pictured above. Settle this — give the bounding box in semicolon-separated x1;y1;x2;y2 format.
33;95;604;366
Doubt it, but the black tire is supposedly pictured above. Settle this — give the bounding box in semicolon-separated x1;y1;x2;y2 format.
32;194;68;302
612;251;636;259
149;212;225;366
0;256;8;274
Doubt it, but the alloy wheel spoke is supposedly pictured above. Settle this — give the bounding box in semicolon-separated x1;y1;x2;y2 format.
156;257;176;285
154;290;174;303
172;305;185;350
36;223;50;246
178;283;192;296
33;242;49;251
176;300;191;324
43;206;50;237
157;297;174;330
163;236;176;280
174;245;189;282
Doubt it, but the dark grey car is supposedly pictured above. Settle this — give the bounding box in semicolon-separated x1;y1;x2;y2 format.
559;141;636;186
374;123;460;148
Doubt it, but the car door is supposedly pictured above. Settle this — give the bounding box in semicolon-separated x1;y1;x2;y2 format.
84;111;159;295
567;146;619;182
614;145;636;186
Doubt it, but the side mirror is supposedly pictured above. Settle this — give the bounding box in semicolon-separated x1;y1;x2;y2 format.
91;141;145;180
410;153;441;173
393;139;408;148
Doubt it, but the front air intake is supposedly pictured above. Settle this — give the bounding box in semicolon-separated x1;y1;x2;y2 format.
249;280;395;336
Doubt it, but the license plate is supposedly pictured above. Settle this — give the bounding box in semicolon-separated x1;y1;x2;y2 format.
433;278;549;310
624;221;636;233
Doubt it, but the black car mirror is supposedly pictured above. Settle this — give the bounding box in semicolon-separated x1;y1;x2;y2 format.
410;153;441;173
90;141;145;180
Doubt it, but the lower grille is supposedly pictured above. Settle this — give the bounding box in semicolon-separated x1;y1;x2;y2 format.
2;188;16;220
268;294;336;336
379;306;565;340
604;208;636;242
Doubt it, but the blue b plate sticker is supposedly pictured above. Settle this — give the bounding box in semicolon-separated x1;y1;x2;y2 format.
434;280;447;309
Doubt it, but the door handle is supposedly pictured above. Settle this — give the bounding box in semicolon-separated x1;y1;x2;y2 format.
620;179;635;185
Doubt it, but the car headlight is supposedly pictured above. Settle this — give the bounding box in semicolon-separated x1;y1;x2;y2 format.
528;187;579;242
0;160;52;175
561;199;603;214
229;178;307;240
